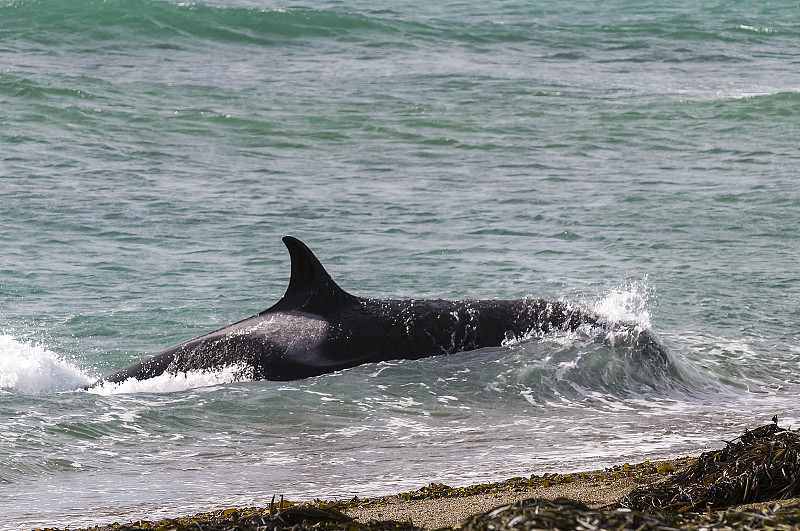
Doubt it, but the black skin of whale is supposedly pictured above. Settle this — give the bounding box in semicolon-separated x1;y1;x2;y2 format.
90;236;666;386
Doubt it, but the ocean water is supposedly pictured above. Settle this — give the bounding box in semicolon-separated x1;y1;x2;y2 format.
2;0;800;528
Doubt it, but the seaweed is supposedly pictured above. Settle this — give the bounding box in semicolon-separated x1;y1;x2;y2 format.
621;423;800;513
60;496;800;531
391;459;689;503
62;505;420;531
460;497;681;531
460;496;800;531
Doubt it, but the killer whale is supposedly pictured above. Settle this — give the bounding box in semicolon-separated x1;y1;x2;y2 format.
90;236;667;387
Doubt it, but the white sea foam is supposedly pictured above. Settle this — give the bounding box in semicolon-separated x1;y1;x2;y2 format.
86;364;247;395
0;333;246;395
0;334;92;393
737;24;774;33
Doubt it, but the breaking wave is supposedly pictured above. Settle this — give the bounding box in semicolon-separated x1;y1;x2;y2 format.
0;334;92;393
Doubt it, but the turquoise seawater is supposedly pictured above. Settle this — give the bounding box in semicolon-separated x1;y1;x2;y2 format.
2;0;799;528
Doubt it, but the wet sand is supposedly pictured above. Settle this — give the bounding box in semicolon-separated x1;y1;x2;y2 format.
346;463;672;528
347;479;645;528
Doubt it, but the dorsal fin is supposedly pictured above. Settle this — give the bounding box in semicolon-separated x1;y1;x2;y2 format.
266;236;354;312
283;236;332;296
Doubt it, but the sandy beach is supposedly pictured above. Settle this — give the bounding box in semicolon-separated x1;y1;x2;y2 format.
346;467;664;528
346;460;800;529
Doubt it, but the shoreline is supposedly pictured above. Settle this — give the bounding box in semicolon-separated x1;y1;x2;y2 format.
30;458;694;531
344;458;686;529
33;467;800;531
34;424;800;530
31;458;684;531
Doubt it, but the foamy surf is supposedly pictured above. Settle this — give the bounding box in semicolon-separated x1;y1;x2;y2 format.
0;333;246;395
86;364;250;395
0;334;93;393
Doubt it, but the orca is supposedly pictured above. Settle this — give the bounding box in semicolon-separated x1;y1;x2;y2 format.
89;236;667;387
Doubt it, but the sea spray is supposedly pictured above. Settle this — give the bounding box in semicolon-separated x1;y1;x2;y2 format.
589;277;654;330
0;334;91;393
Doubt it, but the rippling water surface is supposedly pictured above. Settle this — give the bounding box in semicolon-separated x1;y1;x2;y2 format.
2;0;800;529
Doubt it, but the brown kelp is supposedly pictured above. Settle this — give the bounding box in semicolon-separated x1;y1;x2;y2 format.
51;496;800;531
460;497;679;531
53;505;421;531
622;422;800;513
460;496;800;531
